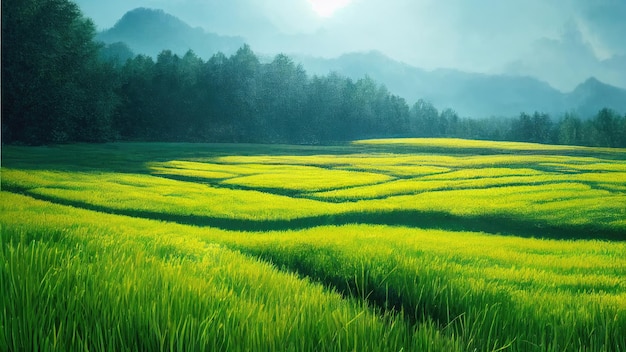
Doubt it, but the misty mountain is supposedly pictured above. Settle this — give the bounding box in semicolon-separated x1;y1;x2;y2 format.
96;8;244;59
566;77;626;118
101;8;626;120
297;51;626;118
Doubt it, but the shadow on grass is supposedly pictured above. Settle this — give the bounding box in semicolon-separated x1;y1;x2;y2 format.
239;245;519;350
7;187;625;241
1;142;356;174
234;244;626;352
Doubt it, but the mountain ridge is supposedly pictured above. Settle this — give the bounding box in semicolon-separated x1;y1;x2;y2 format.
99;8;626;119
96;8;245;59
296;51;626;118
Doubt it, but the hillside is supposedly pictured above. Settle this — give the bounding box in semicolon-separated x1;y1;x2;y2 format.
566;77;626;117
297;51;626;118
96;8;244;58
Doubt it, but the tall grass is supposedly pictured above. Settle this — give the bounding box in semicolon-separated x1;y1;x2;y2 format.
2;138;626;351
4;192;623;351
210;225;626;351
1;192;459;351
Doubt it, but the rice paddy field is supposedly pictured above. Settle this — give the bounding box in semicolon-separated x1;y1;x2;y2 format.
1;138;625;351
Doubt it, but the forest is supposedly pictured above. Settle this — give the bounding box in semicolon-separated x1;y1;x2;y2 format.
3;0;626;147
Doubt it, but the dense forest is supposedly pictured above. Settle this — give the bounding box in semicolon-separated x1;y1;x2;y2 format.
3;0;626;147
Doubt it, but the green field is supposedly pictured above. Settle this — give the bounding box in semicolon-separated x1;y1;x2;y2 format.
2;138;625;351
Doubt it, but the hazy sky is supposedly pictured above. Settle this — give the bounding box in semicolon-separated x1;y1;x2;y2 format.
75;0;626;91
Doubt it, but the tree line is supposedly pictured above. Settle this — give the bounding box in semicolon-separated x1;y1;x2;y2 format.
111;47;412;144
410;102;626;148
3;0;626;147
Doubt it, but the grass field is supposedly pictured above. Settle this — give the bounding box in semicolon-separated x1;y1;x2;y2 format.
2;138;625;351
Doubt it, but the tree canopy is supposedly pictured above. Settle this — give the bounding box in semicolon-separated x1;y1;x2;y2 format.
2;0;118;144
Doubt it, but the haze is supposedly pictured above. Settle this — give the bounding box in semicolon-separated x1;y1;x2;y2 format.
75;0;626;92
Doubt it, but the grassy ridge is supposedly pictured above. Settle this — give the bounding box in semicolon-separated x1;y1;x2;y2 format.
2;138;626;351
3;140;625;239
4;168;624;239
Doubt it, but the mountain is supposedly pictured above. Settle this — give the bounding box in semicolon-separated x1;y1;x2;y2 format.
566;77;626;118
101;9;626;119
296;51;626;118
96;8;245;59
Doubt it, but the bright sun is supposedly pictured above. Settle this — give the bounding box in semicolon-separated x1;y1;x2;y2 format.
308;0;352;18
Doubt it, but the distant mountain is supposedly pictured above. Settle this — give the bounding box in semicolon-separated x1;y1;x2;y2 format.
100;9;626;119
96;8;245;59
296;51;626;118
566;77;626;117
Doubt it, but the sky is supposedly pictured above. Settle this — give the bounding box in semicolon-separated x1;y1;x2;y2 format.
74;0;626;91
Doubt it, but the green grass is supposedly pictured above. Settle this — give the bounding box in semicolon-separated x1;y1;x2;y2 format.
2;138;626;351
2;192;456;351
215;225;626;351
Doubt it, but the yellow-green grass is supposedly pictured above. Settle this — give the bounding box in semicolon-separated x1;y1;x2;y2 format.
2;141;626;238
311;171;564;201
360;183;626;229
1;169;343;222
153;159;450;180
355;137;626;155
220;166;393;192
211;224;626;351
150;160;322;178
4;168;625;237
1;192;458;351
150;161;239;180
313;171;626;201
540;162;626;173
2;191;625;351
216;154;452;176
2;138;626;351
420;167;545;179
215;153;625;179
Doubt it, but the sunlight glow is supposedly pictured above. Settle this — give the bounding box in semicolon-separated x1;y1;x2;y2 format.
308;0;352;17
